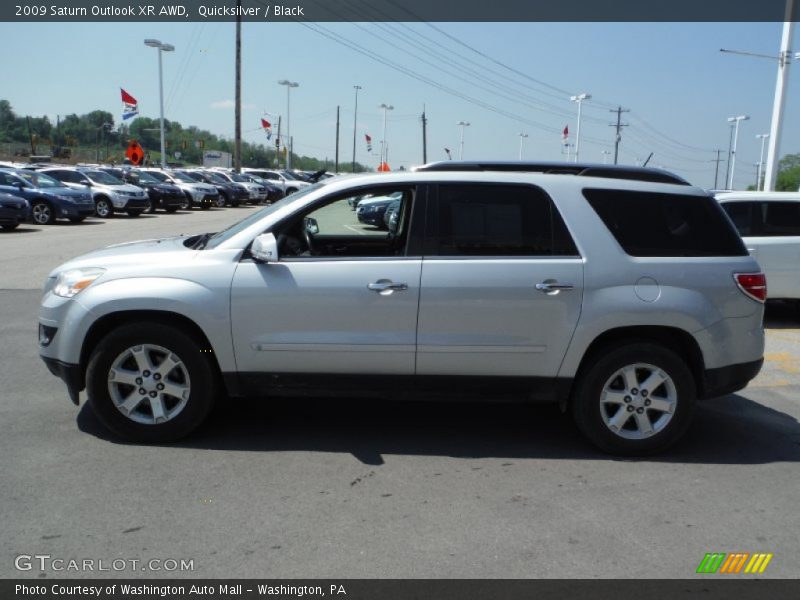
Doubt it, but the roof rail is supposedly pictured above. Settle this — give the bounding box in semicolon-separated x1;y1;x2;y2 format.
414;161;690;186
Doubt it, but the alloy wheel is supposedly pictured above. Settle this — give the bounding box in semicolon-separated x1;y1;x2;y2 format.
32;203;51;224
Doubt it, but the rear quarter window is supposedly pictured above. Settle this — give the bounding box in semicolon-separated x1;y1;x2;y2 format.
584;189;747;257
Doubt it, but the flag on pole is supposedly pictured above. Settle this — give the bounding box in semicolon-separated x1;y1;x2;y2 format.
121;88;139;120
444;147;452;160
562;125;569;144
365;133;372;152
261;118;272;140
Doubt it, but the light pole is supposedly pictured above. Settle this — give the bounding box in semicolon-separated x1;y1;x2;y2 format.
278;80;299;169
144;39;174;168
379;103;393;167
457;121;470;160
601;149;611;164
518;132;528;160
756;133;770;191
727;115;750;190
569;92;591;163
351;85;361;173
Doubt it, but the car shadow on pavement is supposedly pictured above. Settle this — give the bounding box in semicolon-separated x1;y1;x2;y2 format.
76;391;800;465
0;227;40;234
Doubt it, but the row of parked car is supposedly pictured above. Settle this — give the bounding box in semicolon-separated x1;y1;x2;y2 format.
0;163;324;229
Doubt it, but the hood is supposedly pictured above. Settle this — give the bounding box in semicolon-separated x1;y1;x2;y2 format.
47;186;92;200
48;235;193;277
177;182;216;193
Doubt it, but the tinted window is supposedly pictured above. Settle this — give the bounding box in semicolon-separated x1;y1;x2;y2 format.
584;189;747;257
434;184;578;257
760;202;800;236
721;202;756;236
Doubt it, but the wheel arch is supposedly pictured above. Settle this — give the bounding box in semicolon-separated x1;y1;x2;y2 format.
79;310;222;391
564;325;706;409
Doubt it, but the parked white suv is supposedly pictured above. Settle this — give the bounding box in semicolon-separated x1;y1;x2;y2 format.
39;163;765;454
716;191;800;300
41;167;149;218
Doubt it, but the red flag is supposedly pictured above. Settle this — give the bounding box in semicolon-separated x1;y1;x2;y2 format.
121;88;137;105
365;134;372;152
120;88;138;120
562;125;569;141
261;118;271;129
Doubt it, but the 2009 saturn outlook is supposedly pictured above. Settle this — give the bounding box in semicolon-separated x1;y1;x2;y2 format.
38;163;765;454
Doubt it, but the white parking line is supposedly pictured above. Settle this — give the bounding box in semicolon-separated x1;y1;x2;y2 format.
344;224;367;235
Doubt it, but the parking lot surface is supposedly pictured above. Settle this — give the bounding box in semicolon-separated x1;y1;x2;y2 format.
1;210;799;578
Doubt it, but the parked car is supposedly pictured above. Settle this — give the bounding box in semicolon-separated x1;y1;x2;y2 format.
179;169;248;208
0;192;30;230
716;191;800;300
138;169;218;210
238;174;283;203
209;170;268;204
241;168;309;195
383;198;401;232
356;192;401;228
39;164;764;454
101;168;184;213
0;168;94;224
40;167;149;218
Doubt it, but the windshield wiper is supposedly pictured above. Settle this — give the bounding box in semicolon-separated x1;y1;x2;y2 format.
191;232;214;250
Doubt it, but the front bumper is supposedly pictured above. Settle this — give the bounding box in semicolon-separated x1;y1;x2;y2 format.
59;203;96;218
0;206;29;224
41;356;82;405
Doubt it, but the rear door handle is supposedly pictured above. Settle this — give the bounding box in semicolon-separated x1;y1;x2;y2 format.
536;281;574;295
368;280;408;295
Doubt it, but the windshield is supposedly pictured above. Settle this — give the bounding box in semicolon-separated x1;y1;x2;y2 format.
204;183;325;250
145;170;169;182
204;172;227;184
172;172;198;183
84;170;124;185
18;170;65;188
281;171;299;181
230;173;248;183
134;171;160;184
180;171;204;182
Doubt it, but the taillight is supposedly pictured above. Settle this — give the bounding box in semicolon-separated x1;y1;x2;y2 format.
734;272;767;303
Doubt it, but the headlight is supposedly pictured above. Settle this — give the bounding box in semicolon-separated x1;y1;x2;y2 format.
52;268;105;298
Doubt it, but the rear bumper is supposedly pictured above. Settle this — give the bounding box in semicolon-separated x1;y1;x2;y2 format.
702;358;763;399
41;356;82;405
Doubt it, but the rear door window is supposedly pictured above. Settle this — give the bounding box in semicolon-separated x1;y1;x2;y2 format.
431;184;578;257
760;202;800;236
720;202;757;237
583;189;747;257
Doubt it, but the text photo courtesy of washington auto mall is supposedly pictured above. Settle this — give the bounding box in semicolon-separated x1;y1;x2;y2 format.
2;1;800;599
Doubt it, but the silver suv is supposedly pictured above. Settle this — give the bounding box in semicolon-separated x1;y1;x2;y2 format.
38;164;765;454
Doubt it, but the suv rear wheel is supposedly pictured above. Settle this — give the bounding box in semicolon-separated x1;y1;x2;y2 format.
572;343;696;455
86;322;218;442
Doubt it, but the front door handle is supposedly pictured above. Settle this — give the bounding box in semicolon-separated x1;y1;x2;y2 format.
368;279;408;295
536;281;574;295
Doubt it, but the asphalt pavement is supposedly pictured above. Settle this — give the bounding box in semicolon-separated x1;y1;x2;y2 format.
1;209;799;579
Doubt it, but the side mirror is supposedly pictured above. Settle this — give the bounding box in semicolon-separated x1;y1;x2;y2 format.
251;232;278;263
304;216;319;235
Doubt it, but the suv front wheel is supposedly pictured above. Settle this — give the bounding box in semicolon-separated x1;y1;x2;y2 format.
572;343;696;455
86;322;218;442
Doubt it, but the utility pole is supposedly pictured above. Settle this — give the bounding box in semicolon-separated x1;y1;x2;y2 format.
234;0;242;173
351;85;361;173
712;149;724;189
608;106;629;165
756;134;770;191
334;105;340;173
421;106;428;164
275;116;282;168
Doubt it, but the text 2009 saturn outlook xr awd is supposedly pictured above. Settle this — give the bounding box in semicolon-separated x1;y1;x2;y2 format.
38;163;765;454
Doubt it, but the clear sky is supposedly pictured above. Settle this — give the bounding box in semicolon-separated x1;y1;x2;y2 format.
1;21;798;188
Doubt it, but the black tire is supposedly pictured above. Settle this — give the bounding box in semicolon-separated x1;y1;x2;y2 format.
86;322;218;443
215;193;227;208
1;222;20;230
200;203;210;210
95;197;114;218
127;209;143;217
165;206;179;213
571;342;696;456
68;216;86;223
31;200;54;225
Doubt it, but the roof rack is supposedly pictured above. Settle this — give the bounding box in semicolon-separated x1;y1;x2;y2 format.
414;161;690;186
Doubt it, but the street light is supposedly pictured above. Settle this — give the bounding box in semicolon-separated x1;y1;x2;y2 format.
518;132;528;160
457;121;470;160
144;39;174;168
351;85;361;173
569;92;591;163
727;115;750;190
756;133;770;191
379;103;393;167
278;80;299;169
